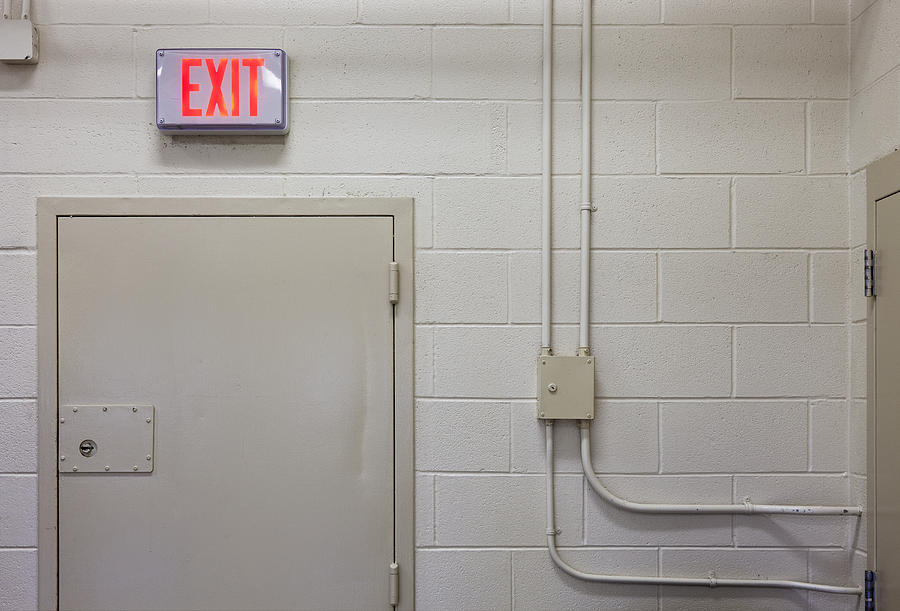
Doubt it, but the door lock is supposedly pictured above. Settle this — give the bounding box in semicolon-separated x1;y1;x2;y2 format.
79;439;97;457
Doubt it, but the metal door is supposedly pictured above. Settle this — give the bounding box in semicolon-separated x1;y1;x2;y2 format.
53;213;397;610
874;190;900;609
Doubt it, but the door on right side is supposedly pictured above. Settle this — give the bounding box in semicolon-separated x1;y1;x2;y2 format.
873;187;900;608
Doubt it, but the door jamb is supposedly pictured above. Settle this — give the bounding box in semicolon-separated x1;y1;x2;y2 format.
36;197;415;610
866;149;900;573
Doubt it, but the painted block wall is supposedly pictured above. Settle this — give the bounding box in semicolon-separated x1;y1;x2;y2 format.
848;0;900;607
0;1;868;609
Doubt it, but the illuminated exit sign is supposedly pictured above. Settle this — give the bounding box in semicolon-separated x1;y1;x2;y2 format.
156;48;289;135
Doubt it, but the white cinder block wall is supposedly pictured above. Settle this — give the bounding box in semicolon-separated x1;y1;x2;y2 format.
0;0;886;609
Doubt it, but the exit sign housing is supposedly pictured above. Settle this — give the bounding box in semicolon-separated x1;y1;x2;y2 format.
156;48;289;135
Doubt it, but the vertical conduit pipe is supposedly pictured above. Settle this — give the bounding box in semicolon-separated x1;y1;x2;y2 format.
577;0;592;355
540;0;553;356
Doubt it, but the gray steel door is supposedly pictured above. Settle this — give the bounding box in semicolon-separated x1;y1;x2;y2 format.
56;216;395;611
875;191;900;609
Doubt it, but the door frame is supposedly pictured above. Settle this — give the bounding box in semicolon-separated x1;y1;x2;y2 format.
36;197;415;610
867;149;900;573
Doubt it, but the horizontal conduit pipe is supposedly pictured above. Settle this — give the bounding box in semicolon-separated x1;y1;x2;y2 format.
545;422;862;596
579;423;862;516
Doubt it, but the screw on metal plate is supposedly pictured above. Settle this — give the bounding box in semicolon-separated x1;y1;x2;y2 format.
59;417;65;424
146;455;152;461
541;360;547;365
102;406;108;412
132;465;139;471
539;412;545;417
72;407;78;413
104;466;110;471
274;50;281;56
146;417;152;423
79;439;97;458
72;466;78;472
133;407;138;413
586;359;592;365
547;383;558;393
158;118;165;124
60;455;66;461
275;119;281;124
158;50;164;56
586;413;593;419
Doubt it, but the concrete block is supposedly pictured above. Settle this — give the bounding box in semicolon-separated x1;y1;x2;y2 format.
734;326;847;397
359;0;509;24
584;476;733;545
0;475;36;546
416;401;510;471
137;175;284;196
433;326;539;398
850;474;867;551
0;254;36;325
814;0;850;23
416;252;507;323
284;175;433;248
659;548;808;610
850;66;900;172
0;402;36;473
811;252;849;323
433;177;540;249
592;326;732;397
592;26;731;100
0;327;36;398
810;400;849;472
508;251;657;324
851;322;866;398
416;550;512;610
416;474;434;546
850;171;867;249
39;0;208;23
808;101;849;174
507;102;656;174
660;401;808;472
664;0;811;23
852;0;878;19
512;548;659;610
592;177;730;248
434;474;582;545
511;401;658;473
434;27;580;100
850;0;900;94
0;550;37;611
415;326;434;396
210;0;355;24
0;176;138;249
0;26;133;97
734;177;849;248
285;27;431;98
734;26;848;98
660;252;808;323
511;0;661;24
658;102;805;173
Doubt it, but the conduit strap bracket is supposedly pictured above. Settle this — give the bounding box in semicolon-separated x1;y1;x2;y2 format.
579;202;597;212
708;571;718;589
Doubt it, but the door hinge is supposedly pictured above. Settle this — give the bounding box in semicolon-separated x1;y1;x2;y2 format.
389;562;399;607
865;249;876;297
865;570;876;609
389;262;399;305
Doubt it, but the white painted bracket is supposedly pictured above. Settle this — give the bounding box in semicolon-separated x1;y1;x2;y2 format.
58;405;155;473
537;356;595;420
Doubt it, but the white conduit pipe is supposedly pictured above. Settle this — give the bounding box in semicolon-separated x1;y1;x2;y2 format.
540;0;553;355
545;422;862;596
579;423;862;516
577;0;592;355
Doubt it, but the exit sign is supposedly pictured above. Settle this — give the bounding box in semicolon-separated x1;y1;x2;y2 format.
156;48;289;135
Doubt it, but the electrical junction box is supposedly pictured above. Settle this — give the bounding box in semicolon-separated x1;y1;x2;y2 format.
537;356;595;420
156;48;289;135
0;20;39;64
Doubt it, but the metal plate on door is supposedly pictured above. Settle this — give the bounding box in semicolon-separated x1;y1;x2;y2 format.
58;405;154;473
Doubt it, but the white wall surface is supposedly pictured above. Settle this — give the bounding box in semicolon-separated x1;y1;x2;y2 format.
0;1;870;609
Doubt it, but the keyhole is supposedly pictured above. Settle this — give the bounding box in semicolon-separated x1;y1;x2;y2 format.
79;439;97;457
